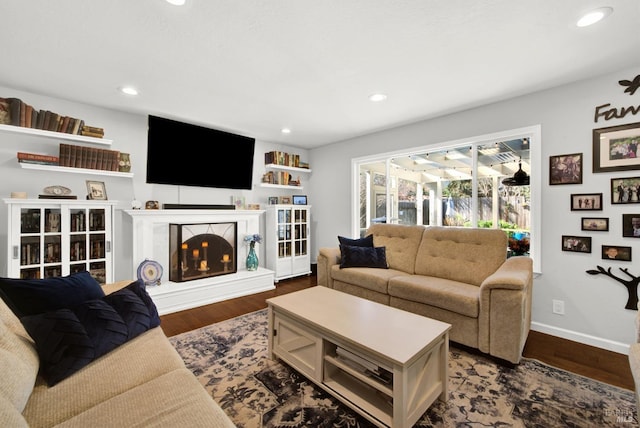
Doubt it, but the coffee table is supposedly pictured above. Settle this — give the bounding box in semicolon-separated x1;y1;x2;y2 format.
266;286;451;428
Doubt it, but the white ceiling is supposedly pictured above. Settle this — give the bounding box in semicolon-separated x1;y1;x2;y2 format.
1;1;639;149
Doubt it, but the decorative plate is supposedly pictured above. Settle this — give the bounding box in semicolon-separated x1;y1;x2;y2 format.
42;185;72;196
137;259;163;286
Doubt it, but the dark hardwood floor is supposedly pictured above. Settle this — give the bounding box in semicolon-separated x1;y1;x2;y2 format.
160;274;634;391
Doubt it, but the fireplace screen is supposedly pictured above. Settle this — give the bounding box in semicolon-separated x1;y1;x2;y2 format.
169;222;237;282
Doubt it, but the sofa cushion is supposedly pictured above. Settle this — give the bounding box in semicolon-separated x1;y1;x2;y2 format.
331;265;408;295
20;280;160;386
366;224;425;274
415;226;507;286
339;245;388;269
0;271;105;318
23;328;186;428
338;234;373;247
388;274;480;318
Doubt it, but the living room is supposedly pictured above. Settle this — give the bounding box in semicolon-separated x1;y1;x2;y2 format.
1;1;640;426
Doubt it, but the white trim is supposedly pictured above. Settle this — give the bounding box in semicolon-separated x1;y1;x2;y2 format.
531;321;631;355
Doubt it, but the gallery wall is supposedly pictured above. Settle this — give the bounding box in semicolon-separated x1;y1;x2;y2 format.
308;64;640;352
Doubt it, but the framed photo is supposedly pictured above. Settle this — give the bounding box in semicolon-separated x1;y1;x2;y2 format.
622;214;640;237
292;195;307;205
611;177;640;204
601;245;632;261
570;193;602;211
593;121;640;173
549;153;582;185
231;196;245;210
562;235;592;253
268;196;279;205
86;180;107;200
581;217;609;231
279;196;291;204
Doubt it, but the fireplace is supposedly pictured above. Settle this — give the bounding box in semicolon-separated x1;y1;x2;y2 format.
169;222;237;282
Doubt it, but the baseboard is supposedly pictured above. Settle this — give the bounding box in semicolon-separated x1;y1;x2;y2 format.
531;321;630;355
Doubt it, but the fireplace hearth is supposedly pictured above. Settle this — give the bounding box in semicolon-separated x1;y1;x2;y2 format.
169;222;237;282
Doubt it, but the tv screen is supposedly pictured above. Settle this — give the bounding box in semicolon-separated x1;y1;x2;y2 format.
146;115;255;190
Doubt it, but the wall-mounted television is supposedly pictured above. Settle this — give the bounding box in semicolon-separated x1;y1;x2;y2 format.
146;115;255;190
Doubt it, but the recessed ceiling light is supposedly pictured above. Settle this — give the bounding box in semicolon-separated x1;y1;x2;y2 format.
281;128;291;134
166;0;186;5
369;93;387;102
119;86;139;96
576;7;613;27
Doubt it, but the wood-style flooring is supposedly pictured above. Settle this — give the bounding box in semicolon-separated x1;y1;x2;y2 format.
160;274;634;391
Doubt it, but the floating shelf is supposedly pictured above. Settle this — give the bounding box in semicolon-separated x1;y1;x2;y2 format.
265;163;312;173
258;183;304;190
0;124;113;145
18;162;133;178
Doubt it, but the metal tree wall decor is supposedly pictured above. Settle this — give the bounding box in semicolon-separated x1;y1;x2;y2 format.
586;266;639;310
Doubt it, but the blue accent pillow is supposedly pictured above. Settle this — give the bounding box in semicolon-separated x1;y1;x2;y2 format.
339;245;389;269
0;271;105;318
338;234;374;247
20;279;160;386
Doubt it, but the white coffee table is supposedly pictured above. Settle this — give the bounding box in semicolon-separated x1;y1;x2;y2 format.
266;286;451;428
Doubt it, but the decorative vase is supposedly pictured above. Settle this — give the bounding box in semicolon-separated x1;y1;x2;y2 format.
246;243;258;271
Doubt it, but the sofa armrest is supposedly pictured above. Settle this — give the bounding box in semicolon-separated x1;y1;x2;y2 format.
317;247;341;288
478;256;533;364
101;280;136;296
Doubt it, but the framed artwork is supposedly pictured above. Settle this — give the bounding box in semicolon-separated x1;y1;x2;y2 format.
570;193;602;211
549;153;582;185
611;177;640;204
593;121;640;173
601;245;631;261
231;196;245;210
268;196;279;205
292;195;307;205
581;217;609;231
279;196;291;204
562;235;592;253
622;214;640;237
86;180;107;200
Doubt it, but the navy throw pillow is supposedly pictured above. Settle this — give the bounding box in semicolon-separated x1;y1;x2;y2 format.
338;234;374;247
0;271;105;318
20;279;160;386
339;245;389;269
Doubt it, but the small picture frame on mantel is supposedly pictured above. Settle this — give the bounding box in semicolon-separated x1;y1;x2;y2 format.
86;180;107;200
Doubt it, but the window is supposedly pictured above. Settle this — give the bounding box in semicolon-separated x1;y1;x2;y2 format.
352;126;541;273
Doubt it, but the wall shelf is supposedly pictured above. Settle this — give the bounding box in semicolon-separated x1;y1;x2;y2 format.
258;183;304;190
18;162;133;178
0;124;113;146
265;164;312;174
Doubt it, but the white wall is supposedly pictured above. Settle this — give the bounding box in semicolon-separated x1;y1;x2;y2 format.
0;85;310;285
308;64;640;353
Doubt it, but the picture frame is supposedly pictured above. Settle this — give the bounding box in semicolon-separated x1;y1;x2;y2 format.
611;177;640;204
561;235;592;253
549;153;582;185
593;121;640;173
279;196;291;204
570;193;602;211
601;245;632;261
86;180;107;200
231;196;245;210
622;214;640;237
292;195;307;205
581;217;609;231
268;196;279;205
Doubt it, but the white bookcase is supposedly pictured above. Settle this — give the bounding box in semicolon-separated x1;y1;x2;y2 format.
4;198;116;284
265;204;311;282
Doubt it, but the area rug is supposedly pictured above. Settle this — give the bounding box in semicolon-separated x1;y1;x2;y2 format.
169;309;637;427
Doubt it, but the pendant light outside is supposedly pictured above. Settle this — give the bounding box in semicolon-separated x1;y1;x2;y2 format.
502;159;530;186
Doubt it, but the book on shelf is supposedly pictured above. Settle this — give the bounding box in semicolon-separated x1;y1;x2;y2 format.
0;98;9;125
7;98;22;126
38;194;77;200
17;152;59;165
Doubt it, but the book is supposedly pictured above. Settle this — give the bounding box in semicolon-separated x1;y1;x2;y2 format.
38;194;77;200
7;98;22;126
0;98;9;125
17;152;59;164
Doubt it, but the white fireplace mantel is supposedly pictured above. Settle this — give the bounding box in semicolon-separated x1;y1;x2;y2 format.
123;209;275;315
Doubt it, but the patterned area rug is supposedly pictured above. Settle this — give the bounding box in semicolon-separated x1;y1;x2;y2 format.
169;309;637;427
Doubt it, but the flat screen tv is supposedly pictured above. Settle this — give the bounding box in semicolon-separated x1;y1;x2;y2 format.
146;115;255;190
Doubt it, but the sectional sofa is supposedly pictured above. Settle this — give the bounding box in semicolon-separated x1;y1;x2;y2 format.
0;274;235;427
318;223;533;364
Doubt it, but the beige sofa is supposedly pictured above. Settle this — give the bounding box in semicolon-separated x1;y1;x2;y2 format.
0;280;235;428
318;224;533;364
